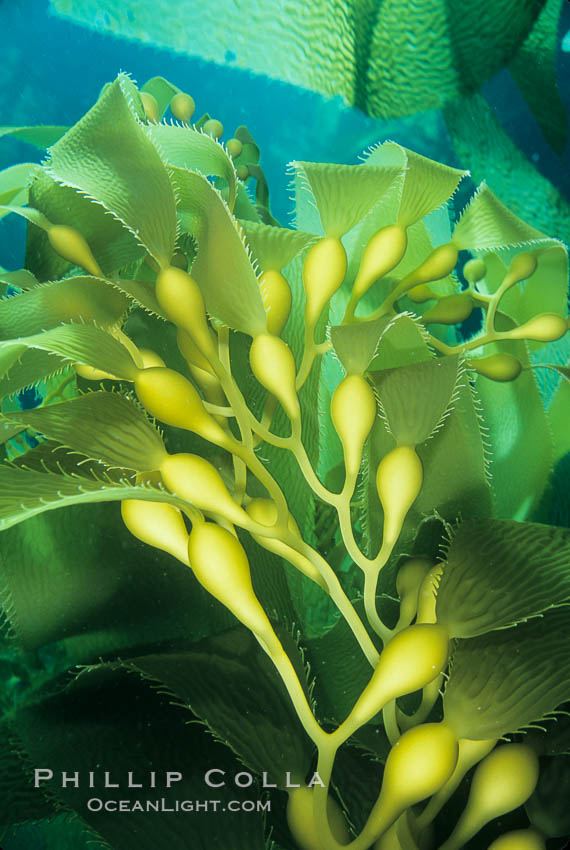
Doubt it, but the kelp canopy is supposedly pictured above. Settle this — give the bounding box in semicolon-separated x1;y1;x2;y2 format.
50;0;568;154
0;73;569;850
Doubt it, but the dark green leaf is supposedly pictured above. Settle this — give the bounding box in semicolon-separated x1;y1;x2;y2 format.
2;391;166;471
0;277;128;340
436;520;570;638
443;608;570;740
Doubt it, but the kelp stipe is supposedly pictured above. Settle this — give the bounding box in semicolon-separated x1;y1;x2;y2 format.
0;74;569;850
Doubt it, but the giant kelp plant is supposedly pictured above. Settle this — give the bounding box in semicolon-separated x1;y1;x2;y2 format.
0;74;570;850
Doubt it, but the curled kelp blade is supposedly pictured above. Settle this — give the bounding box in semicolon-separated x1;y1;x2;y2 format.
145;123;238;212
25;171;144;280
45;75;178;269
0;350;70;403
49;0;565;150
0;164;42;212
0;464;186;532
0;125;68;148
2;391;166;472
369;354;462;446
0;277;128;340
173;167;267;336
0;325;139;382
291;160;402;238
436;520;570;638
443;608;570;741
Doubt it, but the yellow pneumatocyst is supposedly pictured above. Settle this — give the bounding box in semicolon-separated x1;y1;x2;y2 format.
352;223;407;302
302;236;347;326
47;224;102;277
259;269;292;336
505;251;537;284
134;367;228;447
225;137;243;158
486;829;545;850
468;353;522;382
376;445;423;548
140;91;159;123
160;453;246;527
440;744;540;850
286;786;350;850
463;258;486;285
249;333;300;421
202;118;223;139
401;242;459;293
331;374;377;477
508;313;567;343
121;499;189;564
155;265;216;360
347;624;449;729
407;283;437;303
170;91;195;122
188;521;273;638
421;293;474;325
369;723;459;839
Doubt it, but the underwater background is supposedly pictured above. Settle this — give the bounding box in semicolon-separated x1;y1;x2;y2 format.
1;1;570;849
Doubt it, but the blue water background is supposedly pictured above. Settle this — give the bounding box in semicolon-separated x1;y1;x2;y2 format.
1;0;570;269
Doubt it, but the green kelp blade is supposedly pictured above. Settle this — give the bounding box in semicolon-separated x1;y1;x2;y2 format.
368;313;433;370
45;75;177;268
173;167;267;335
0;464;187;532
2;391;166;472
436;520;570;638
452;183;551;251
526;752;570;839
0;472;235;658
146;123;237;211
0;720;56;826
329;316;392;375
239;220;316;272
304;601;379;725
369;355;462;446
443;608;570;741
0;125;68;148
548;377;570;466
0;164;42;211
50;0;546;122
444;93;570;245
291;160;402;237
510;0;568;155
472;330;552;521
0;277;128;340
108;626;314;786
26;171;144;280
0;350;69;402
363;142;467;228
0;269;42;291
0;324;139;381
9;669;267;850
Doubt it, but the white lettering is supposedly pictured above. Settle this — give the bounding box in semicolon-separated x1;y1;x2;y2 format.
34;769;53;788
